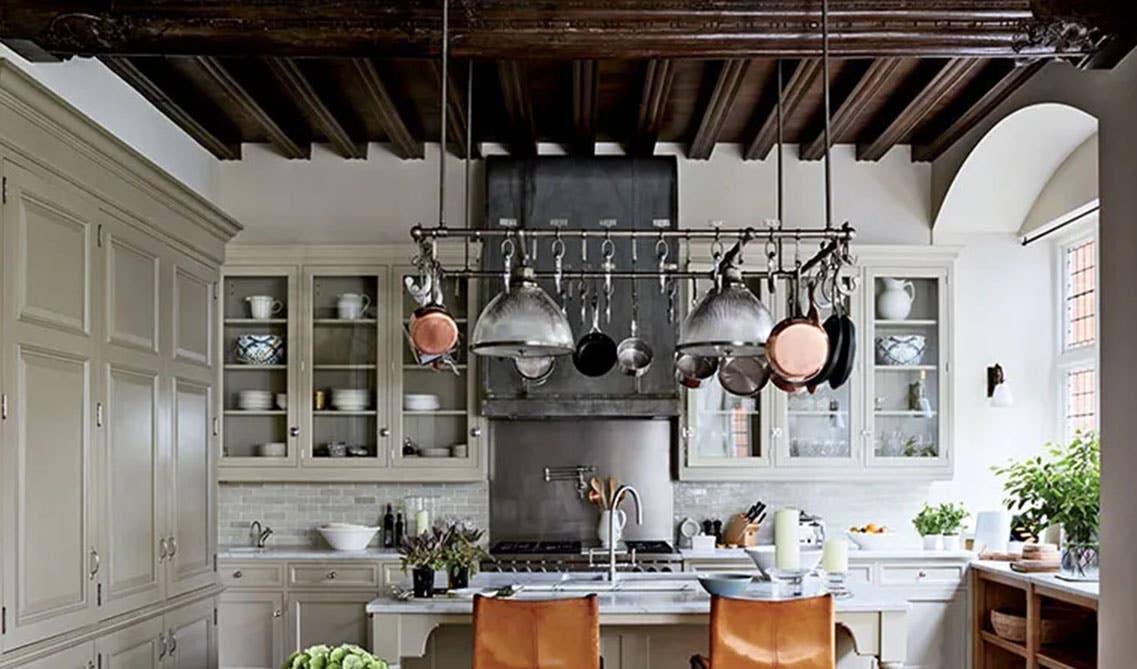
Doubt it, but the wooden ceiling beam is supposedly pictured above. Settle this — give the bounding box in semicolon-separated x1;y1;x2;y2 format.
689;59;750;160
0;2;1109;61
744;59;823;161
265;58;366;159
631;59;675;156
195;57;308;159
497;61;537;157
912;59;1046;161
429;61;474;159
857;58;984;162
572;60;599;155
352;58;424;160
100;56;241;160
799;58;903;161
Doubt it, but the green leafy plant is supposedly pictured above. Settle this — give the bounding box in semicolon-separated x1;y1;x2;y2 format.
442;524;491;574
936;502;969;535
283;643;386;669
912;503;942;536
991;431;1100;544
398;527;446;572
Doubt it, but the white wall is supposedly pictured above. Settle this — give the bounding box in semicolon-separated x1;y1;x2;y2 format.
1022;134;1098;235
0;48;221;199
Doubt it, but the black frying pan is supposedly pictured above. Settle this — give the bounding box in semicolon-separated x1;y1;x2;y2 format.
806;311;844;390
828;314;857;389
573;298;617;377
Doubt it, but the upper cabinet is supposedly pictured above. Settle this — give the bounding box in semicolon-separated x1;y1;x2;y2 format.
680;245;955;481
218;248;486;482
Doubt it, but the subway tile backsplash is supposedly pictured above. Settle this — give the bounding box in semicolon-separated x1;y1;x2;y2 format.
219;480;929;547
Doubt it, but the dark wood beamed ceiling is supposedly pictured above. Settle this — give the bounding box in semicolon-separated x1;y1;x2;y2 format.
4;1;1129;162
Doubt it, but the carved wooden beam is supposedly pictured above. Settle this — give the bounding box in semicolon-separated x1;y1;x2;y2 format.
911;59;1045;161
799;58;902;161
497;60;536;156
631;59;675;156
265;58;366;159
744;59;822;161
857;58;984;161
195;56;308;159
429;61;474;159
572;60;599;155
352;58;424;160
689;59;749;160
0;1;1110;61
100;56;241;160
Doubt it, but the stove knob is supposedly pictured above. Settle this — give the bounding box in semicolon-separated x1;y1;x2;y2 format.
539;561;549;573
510;562;519;573
646;566;657;572
661;566;673;573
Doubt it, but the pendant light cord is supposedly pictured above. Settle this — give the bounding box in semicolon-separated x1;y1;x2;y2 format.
438;0;449;229
776;59;784;273
464;60;473;271
821;0;833;231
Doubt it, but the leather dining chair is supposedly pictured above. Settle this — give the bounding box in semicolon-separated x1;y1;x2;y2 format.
690;594;835;669
473;594;601;669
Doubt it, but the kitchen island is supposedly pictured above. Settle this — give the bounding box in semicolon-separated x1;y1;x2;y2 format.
367;574;910;669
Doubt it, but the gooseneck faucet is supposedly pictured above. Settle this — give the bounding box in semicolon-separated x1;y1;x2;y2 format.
608;485;643;582
250;521;274;549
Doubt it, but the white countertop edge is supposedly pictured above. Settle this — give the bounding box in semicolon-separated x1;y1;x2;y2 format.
679;547;975;561
970;560;1098;601
218;546;402;560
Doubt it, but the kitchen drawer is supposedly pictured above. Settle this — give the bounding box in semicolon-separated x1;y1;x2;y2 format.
844;565;872;585
879;564;964;586
221;561;285;587
380;561;410;587
289;563;380;589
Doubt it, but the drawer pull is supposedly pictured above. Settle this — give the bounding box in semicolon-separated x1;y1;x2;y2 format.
233;570;243;578
326;570;337;580
917;570;927;578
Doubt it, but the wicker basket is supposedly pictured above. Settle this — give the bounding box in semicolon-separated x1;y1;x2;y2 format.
990;609;1087;645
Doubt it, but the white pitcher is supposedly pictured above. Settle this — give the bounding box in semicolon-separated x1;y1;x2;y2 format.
337;293;371;320
876;278;915;320
246;295;283;320
597;509;627;548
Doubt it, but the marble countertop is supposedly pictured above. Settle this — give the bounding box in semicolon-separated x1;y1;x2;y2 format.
680;547;975;561
971;560;1098;601
366;573;908;615
218;546;402;560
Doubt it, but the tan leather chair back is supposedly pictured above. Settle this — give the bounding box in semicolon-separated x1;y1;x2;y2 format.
473;594;601;669
707;594;835;669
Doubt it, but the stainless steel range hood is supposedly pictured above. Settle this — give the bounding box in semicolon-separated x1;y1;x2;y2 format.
478;156;680;418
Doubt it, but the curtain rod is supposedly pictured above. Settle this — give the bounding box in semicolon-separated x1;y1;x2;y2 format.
1021;205;1099;246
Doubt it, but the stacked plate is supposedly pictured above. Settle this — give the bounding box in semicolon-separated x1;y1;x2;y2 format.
331;388;370;411
237;390;274;410
403;394;441;411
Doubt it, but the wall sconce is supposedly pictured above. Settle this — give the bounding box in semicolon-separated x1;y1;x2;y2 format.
987;364;1014;408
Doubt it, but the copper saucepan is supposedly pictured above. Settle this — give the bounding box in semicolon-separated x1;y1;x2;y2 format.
409;276;459;356
765;278;830;384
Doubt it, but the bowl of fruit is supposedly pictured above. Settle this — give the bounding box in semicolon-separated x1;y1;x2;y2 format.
847;524;905;551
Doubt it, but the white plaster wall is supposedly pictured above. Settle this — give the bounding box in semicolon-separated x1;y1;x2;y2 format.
1022;134;1099;235
0;48;220;199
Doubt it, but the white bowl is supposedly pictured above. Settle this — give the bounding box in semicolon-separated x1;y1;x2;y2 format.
318;525;380;551
743;545;824;578
237;390;274;410
846;531;907;551
258;442;287;457
331;388;371;411
875;335;927;366
420;447;451;458
404;394;441;411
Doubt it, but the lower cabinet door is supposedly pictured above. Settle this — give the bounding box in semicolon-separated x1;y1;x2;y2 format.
901;590;969;669
19;641;95;669
96;616;164;669
286;591;373;653
164;597;218;669
219;591;284;669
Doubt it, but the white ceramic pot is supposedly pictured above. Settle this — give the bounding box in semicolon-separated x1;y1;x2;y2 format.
941;534;962;551
876;278;915;320
922;534;944;551
337;293;371;320
246;295;283;320
597;509;627;548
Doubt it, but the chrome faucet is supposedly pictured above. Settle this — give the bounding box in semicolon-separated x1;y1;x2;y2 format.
607;485;643;582
250;521;273;549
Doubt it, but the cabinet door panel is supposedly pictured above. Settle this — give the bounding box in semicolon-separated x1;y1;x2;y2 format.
168;378;216;596
106;228;160;353
286;591;372;653
102;364;164;617
173;265;214;368
219;591;283;669
96;616;163;669
165;598;217;669
903;592;968;669
18;641;94;669
2;344;94;648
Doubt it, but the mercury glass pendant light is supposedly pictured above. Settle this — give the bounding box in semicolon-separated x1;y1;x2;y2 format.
470;261;575;358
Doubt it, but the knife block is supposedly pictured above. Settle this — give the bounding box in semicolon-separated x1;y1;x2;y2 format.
723;513;760;547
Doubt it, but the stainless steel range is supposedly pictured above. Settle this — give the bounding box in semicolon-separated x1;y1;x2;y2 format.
484;539;681;574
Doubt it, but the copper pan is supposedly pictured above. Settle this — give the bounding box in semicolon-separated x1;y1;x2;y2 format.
765;279;830;384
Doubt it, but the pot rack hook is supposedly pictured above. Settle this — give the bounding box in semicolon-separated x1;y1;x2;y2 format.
656;235;669;295
500;237;515;294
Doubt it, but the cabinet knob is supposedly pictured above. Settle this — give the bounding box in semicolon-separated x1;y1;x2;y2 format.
917;570;927;579
273;609;282;618
168;537;177;557
379;427;391;438
233;570;243;579
469;427;482;438
289;426;301;437
326;570;337;580
169;630;177;654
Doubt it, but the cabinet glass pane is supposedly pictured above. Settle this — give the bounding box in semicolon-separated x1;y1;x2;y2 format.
310;275;380;461
871;275;941;459
223;275;291;459
785;291;852;460
399;272;472;463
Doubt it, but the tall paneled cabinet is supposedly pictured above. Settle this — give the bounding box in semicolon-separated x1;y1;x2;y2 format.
0;62;236;666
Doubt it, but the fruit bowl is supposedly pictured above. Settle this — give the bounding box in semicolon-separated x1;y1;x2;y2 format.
847;527;905;550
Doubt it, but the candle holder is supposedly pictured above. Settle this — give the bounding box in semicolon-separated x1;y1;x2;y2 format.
825;571;852;599
774;568;808;596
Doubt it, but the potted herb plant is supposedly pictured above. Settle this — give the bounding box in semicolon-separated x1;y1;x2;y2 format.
442;524;491;590
913;503;943;551
992;432;1100;580
936;502;969;551
399;528;445;597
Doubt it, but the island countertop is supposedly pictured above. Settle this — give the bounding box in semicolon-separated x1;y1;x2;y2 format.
970;560;1099;601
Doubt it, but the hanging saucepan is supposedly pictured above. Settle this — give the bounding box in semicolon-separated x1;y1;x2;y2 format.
718;356;771;396
675;368;703;389
771;372;806;395
409;270;460;356
765;276;830;384
827;276;858;390
514;356;556;386
675;353;718;382
573;294;617;377
617;240;654;376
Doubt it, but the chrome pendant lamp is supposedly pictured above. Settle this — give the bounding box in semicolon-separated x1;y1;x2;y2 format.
675;264;775;357
470;261;576;357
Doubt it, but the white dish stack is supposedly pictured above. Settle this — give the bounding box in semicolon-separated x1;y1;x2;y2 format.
330;388;370;411
403;394;441;411
237;390;274;411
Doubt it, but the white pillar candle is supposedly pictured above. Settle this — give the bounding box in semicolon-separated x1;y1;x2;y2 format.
774;508;800;571
822;538;849;574
414;509;430;536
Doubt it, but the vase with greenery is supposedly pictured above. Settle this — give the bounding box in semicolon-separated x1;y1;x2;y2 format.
442;524;491;590
399;528;446;597
913;503;943;550
992;431;1100;580
936;502;969;551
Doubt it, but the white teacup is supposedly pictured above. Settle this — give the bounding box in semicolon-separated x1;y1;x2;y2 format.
246;295;283;320
337;293;371;320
